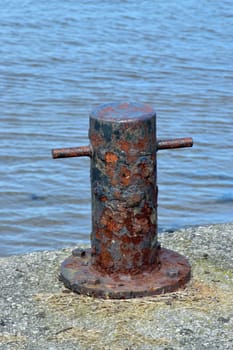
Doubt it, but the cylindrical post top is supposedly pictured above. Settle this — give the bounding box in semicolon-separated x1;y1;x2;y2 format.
89;102;156;158
51;102;193;159
91;102;155;122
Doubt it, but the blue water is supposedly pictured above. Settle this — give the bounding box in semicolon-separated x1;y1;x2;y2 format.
1;0;233;256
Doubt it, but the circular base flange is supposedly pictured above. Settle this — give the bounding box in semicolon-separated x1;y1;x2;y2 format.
60;248;191;299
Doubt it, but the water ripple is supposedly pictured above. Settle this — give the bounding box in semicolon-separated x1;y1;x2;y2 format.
0;0;233;255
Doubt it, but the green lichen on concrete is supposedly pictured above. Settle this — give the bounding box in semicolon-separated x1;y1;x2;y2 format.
35;292;172;349
33;255;233;349
0;333;27;350
193;257;233;290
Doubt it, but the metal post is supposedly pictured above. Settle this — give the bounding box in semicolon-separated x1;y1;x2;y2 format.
52;102;193;298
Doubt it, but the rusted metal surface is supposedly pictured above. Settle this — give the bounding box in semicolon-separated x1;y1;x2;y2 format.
52;138;193;159
89;102;158;274
60;247;191;299
52;145;92;159
52;102;193;298
157;137;193;150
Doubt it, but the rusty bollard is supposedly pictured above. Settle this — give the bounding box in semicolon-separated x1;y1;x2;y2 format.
52;102;193;298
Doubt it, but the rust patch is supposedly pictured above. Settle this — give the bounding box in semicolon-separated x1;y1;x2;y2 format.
105;152;118;164
138;159;153;178
134;137;148;151
120;165;131;186
98;248;114;270
100;196;108;202
100;208;124;234
118;140;131;153
90;133;103;147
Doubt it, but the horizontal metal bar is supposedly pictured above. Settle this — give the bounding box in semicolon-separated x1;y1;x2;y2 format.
52;137;193;159
157;137;193;150
52;145;92;159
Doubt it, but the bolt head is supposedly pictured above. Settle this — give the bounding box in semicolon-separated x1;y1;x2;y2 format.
166;268;179;278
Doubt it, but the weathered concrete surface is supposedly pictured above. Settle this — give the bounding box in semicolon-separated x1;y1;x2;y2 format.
0;222;233;350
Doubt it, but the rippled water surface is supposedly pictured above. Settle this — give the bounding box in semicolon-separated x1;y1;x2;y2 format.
1;0;233;256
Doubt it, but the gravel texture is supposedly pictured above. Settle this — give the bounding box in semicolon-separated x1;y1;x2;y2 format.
0;222;233;350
